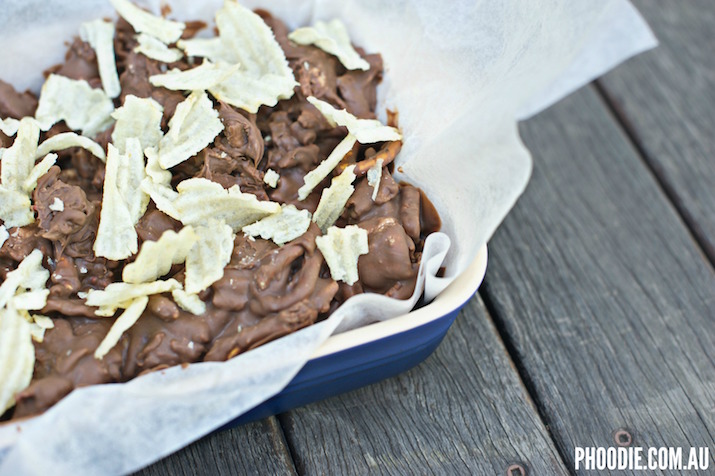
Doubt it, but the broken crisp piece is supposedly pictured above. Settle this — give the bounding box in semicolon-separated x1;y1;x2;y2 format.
36;133;105;162
35;74;114;137
11;289;50;311
0;249;50;310
94;295;149;360
174;178;281;231
141;179;180;220
185;219;234;294
171;288;206;315
158;90;224;169
298;134;356;200
0;188;33;228
312;164;357;232
1;117;39;193
289;19;370;71
367;158;383;201
111;95;164;154
86;278;181;317
0;117;20;136
134;33;184;63
315;225;369;286
176;37;225;62
80;19;121;98
49;197;65;212
23;153;58;194
122;227;198;284
242;204;312;246
150;60;240;91
307;96;401;143
263;169;279;188
0;304;35;413
110;0;185;44
28;314;55;343
94;140;148;260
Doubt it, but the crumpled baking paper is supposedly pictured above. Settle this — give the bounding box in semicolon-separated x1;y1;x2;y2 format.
0;0;656;474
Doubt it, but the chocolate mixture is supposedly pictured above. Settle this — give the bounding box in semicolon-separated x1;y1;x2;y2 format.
0;11;440;420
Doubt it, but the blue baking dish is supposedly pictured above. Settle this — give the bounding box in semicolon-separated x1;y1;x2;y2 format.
225;245;488;427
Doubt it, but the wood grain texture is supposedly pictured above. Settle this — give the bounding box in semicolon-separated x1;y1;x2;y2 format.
597;0;715;262
280;297;569;476
135;417;296;476
482;85;715;473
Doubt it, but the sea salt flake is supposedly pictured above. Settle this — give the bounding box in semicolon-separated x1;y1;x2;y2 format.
263;169;279;188
49;197;65;212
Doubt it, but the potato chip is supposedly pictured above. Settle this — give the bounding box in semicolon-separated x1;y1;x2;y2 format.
0;117;20;136
0;249;49;310
144;147;171;186
49;197;65;212
109;0;185;45
111;95;164;154
171;288;206;315
367;158;383;200
134;33;184;63
0;304;35;413
307;96;401;144
141;178;180;220
289;19;370;71
12;289;50;311
35;74;114;137
94;141;147;260
2;117;39;192
23;153;58;194
176;37;226;62
185;219;234;294
158;90;223;169
0;225;8;249
174;178;281;231
86;278;181;317
122;226;198;284
315;225;368;285
312;165;357;232
0;187;33;228
298;134;356;200
263;169;279;188
32;314;54;329
94;295;149;360
242;204;311;246
80;19;121;98
36;133;105;162
150;60;240;91
28;314;54;343
208;72;297;113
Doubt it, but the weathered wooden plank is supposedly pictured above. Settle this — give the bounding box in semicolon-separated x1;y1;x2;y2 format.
135;417;296;476
597;0;715;263
482;84;715;472
280;297;569;475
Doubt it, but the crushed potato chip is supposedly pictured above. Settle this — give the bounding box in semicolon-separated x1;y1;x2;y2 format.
0;249;49;310
0;117;20;136
298;134;356;200
35;133;105;162
94;141;147;260
315;225;368;285
141;178;180;220
35;74;114;137
367;158;383;200
289;19;370;71
242;204;311;246
80;19;121;98
134;32;184;63
208;72;297;113
0;225;8;249
312;165;357;232
49;197;65;212
94;295;149;360
307;96;401;144
2;117;39;193
86;278;181;317
110;0;185;44
12;289;50;311
176;37;226;62
263;169;279;188
185;219;234;294
158;90;223;169
0;187;33;228
150;60;240;91
171;288;206;315
0;304;35;413
174;178;281;231
111;95;164;154
23;153;58;194
32;314;54;329
144;147;171;186
122;227;198;284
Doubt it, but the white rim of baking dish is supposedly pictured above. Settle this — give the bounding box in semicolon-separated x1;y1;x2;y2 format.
311;244;488;359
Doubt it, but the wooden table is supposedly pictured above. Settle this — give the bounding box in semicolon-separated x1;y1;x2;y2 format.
139;2;715;474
